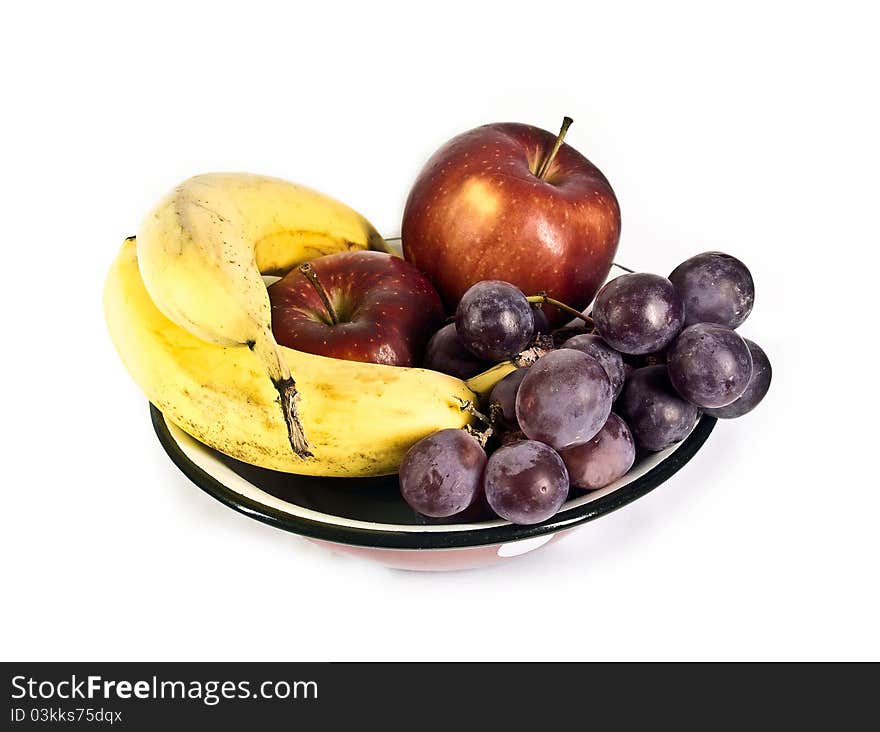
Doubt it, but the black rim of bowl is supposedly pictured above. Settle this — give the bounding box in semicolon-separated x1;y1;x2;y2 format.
150;404;716;550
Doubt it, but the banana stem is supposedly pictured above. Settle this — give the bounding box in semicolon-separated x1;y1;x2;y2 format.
536;116;573;181
299;263;339;325
250;331;313;459
526;293;593;326
272;376;313;459
464;362;518;401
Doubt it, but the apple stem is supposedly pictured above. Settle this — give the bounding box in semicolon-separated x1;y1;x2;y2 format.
527;293;594;326
299;263;339;325
536;116;573;181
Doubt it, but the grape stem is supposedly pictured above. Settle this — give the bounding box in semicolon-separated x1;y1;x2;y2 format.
513;340;553;368
299;263;339;325
464;423;493;448
488;402;504;427
527;292;593;326
455;397;493;428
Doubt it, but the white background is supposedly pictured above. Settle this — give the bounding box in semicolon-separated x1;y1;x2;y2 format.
2;1;878;661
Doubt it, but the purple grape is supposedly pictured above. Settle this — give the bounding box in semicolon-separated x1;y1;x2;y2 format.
616;366;700;451
398;429;487;517
483;440;569;525
550;324;591;348
532;306;551;334
561;333;627;400
592;273;685;355
414;491;495;524
667;323;752;408
515;349;612;450
669;251;754;328
497;429;529;447
559;413;636;490
423;323;489;379
455;281;534;360
488;368;528;430
621;351;667;368
703;339;771;418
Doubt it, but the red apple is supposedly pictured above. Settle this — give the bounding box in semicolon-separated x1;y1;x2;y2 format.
402;118;621;325
267;250;444;366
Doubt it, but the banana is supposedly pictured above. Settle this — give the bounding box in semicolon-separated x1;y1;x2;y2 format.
135;173;390;457
106;237;486;476
106;173;514;477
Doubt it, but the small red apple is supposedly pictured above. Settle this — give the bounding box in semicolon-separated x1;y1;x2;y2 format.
402;118;621;325
268;250;444;366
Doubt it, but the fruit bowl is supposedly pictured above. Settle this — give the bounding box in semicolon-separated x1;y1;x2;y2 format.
149;258;716;570
151;406;713;570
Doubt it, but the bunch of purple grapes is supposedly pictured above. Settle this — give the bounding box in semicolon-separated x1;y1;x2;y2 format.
402;252;771;526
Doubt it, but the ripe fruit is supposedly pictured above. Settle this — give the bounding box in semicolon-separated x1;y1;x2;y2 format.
703;339;772;418
402;118;621;325
592;273;685;354
515;349;612;450
106;238;494;477
399;429;487;517
669;251;754;328
616;366;700;451
268;250;444;366
560;413;635;491
105;173;528;478
667;324;752;408
488;368;529;430
483;440;569;525
455;280;534;360
423;323;489;379
531;306;551;334
134;173;389;457
110;157;772;526
560;333;627;400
